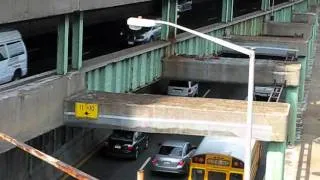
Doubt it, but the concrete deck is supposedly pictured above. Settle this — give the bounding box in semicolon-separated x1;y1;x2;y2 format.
224;35;308;56
64;92;290;142
162;55;301;86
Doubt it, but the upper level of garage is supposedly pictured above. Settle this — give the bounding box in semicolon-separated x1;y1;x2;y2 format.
0;0;152;24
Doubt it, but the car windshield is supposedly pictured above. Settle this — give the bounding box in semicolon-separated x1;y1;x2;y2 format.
168;80;189;87
110;130;134;141
133;27;151;33
159;145;183;156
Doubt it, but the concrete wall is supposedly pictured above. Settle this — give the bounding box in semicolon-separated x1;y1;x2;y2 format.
263;22;313;40
0;0;150;24
0;126;110;180
162;56;301;86
0;71;85;153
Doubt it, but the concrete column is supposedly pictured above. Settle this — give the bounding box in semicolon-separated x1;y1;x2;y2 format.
265;142;285;180
261;0;270;11
57;15;69;75
72;12;83;70
221;0;233;23
285;87;299;145
161;0;177;40
298;57;307;103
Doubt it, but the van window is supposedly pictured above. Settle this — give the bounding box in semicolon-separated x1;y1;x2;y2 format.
0;45;7;61
7;41;24;58
168;80;189;87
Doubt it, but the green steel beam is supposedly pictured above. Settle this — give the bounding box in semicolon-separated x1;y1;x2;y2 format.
285;87;299;145
265;142;286;180
72;12;84;70
261;0;270;11
57;15;69;75
298;57;307;102
161;0;177;40
221;0;233;23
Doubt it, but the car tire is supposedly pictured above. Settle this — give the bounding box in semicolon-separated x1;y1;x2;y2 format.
12;70;22;81
145;139;149;149
134;149;139;160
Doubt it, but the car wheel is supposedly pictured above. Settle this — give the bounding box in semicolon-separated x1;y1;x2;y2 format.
134;149;139;160
12;70;22;81
145;139;149;149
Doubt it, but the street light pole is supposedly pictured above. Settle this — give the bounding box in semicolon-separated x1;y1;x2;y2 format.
127;17;255;180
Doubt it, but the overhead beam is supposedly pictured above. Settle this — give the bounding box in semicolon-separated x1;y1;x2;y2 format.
162;56;301;86
64;92;290;142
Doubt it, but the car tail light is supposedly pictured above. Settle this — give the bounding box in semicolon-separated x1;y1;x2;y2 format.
192;155;205;164
177;160;185;167
127;145;134;151
152;158;158;165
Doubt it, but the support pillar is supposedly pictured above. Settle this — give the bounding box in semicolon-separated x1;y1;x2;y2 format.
57;15;69;75
285;87;299;145
298;57;307;102
261;0;270;11
221;0;233;23
265;142;285;180
72;12;83;70
161;0;177;40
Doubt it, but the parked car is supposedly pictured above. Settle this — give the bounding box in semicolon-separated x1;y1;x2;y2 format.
120;20;162;46
177;0;193;12
151;140;196;174
103;129;149;160
167;80;199;97
0;30;27;84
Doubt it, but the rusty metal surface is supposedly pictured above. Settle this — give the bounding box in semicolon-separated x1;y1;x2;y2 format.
0;132;98;180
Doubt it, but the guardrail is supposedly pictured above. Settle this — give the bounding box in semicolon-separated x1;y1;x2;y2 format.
82;0;309;91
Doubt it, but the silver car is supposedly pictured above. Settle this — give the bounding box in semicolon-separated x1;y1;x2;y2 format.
151;140;196;174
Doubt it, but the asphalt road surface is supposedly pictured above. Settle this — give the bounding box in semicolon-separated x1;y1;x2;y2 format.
69;133;204;180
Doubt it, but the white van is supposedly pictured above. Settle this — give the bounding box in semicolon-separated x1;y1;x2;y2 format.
0;30;27;84
167;80;198;97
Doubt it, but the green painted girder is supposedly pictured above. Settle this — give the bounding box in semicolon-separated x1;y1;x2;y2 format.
57;15;69;75
72;12;84;70
285;87;299;145
265;142;286;180
86;48;164;92
221;0;233;23
161;0;177;40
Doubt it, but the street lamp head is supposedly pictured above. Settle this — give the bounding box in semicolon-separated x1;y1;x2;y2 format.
127;17;157;30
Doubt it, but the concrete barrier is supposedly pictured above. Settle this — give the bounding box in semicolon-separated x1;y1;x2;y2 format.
0;71;85;153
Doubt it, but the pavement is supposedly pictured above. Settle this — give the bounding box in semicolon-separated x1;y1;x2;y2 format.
284;16;320;180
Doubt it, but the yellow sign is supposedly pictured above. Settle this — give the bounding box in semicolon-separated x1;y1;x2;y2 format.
75;102;99;120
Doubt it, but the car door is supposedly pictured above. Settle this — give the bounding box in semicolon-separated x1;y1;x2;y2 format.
0;44;9;84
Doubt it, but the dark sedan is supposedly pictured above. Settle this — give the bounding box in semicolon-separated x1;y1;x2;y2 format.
103;129;149;160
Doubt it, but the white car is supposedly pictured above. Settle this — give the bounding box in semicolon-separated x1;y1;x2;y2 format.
177;0;193;13
167;80;199;97
126;25;162;46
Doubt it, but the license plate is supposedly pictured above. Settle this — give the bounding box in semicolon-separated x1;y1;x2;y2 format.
128;41;134;45
114;145;121;149
163;161;170;165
